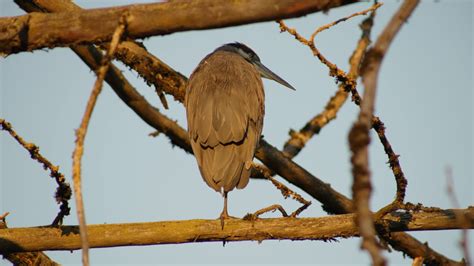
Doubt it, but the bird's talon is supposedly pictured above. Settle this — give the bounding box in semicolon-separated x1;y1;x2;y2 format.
219;212;238;229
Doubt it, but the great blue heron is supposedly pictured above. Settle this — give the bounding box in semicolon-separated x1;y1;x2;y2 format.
185;42;295;226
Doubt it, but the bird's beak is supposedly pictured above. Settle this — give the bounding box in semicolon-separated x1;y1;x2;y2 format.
254;61;296;90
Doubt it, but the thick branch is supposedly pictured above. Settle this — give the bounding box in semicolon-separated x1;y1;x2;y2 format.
257;139;354;214
16;0;187;108
0;213;60;265
1;208;472;253
0;0;356;55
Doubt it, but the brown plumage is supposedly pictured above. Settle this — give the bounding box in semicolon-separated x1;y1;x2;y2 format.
185;43;294;225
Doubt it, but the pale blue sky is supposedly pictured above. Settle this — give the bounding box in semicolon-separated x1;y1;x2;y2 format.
1;1;472;265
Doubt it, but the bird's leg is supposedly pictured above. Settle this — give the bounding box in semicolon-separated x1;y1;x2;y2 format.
220;191;229;229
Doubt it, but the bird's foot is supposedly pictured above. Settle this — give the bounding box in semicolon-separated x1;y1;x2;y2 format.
219;211;237;229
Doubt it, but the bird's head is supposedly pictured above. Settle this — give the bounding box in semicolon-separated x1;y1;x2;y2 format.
216;42;296;90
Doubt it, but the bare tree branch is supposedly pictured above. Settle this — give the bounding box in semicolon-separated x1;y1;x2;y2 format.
275;2;460;264
252;164;311;217
1;208;472;253
281;12;375;165
357;0;420;213
0;119;71;226
349;1;420;265
0;0;358;55
256;139;354;213
0;212;60;266
15;0;187;109
71;16;128;266
278;2;408;212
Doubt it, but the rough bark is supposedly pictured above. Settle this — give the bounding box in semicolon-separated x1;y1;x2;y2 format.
0;0;357;55
1;208;472;253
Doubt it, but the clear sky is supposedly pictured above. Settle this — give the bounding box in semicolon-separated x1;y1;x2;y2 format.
1;0;472;265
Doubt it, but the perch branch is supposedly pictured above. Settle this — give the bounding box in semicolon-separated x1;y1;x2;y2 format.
71;16;127;266
0;119;71;226
0;0;357;55
1;208;472;253
0;212;60;266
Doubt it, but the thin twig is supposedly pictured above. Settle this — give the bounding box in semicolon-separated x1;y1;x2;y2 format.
71;14;128;266
372;116;407;208
283;14;375;158
278;3;381;105
0;119;71;225
360;0;420;211
309;3;382;42
244;204;289;220
279;1;407;213
446;166;471;265
350;1;420;265
253;164;311;217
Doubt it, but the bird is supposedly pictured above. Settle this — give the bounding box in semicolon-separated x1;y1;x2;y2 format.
185;42;295;227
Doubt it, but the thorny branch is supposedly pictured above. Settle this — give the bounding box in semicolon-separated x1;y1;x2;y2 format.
350;1;420;265
0;119;71;226
71;15;128;266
